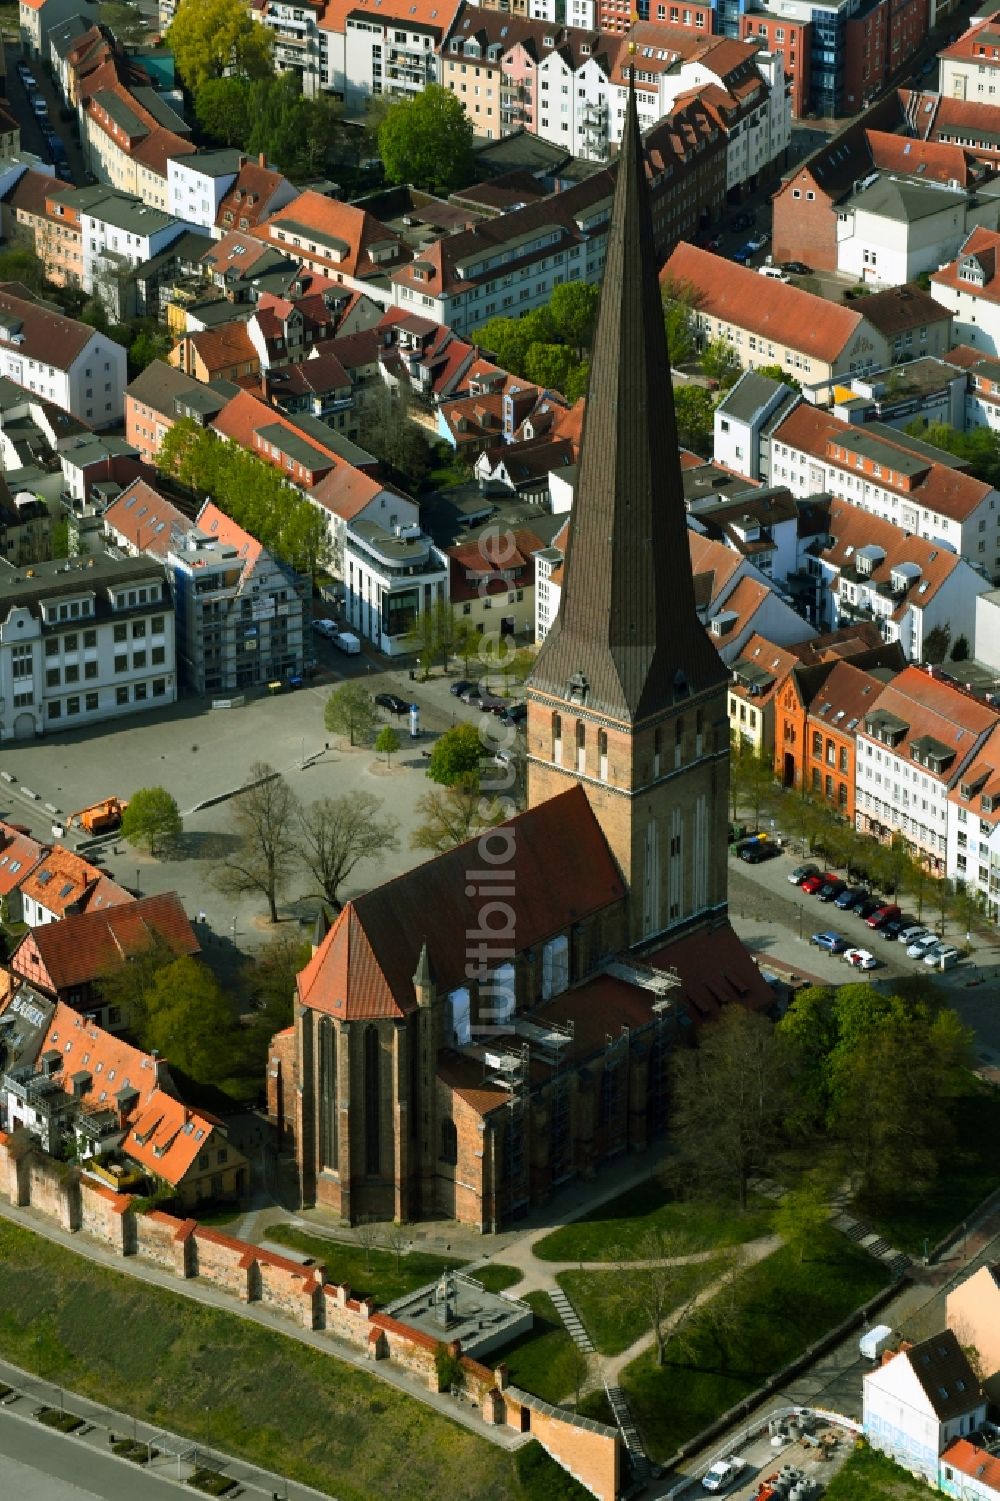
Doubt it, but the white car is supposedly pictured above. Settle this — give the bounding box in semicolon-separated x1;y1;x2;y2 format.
907;932;940;958
844;947;878;971
897;924;928;946
924;943;961;969
311;618;337;638
702;1456;746;1492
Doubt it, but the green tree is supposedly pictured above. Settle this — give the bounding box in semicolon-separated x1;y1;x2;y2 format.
242;931;311;1037
95;933;179;1035
324;682;377;746
129;326;171;376
141;956;235;1084
701;337;741;389
660;278;699;367
776;984;837;1136
120;786;183;856
774;1172;835;1262
427;723;484;787
168;0;273;94
216;762;298;924
923;623;952;665
730;738;776;829
194;76;255;147
672;1005;784;1209
0;247;46;293
361;385;431;488
753;363;801;392
295;792;399;911
904;417;1000;489
673;385;716;456
524;342;582;395
548;280;600;354
411;777;504;854
378;84;474;194
471;315;533;377
951;634;971;662
375;726;401;765
48;518;70;561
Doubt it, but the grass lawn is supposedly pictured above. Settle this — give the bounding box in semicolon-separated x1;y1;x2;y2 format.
855;1084;1000;1255
622;1238;889;1462
265;1222;469;1303
532;1178;774;1263
557;1256;731;1357
0;1221;514;1501
492;1291;581;1404
473;1263;524;1294
823;1445;935;1500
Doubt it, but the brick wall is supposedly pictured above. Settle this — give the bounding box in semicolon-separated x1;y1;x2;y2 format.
257;1249;325;1329
24;1152;80;1231
266;1026;297;1149
191;1226;254;1300
134;1209;195;1276
78;1177;132;1252
772;174;838;272
527;1400;621;1501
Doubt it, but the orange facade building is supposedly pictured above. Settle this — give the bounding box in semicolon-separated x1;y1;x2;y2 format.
774;659;889;824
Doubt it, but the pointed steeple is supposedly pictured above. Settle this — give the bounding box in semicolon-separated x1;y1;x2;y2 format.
529;76;727;724
412;940;434;991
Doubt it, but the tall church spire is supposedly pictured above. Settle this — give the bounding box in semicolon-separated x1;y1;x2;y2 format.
529;78;726;724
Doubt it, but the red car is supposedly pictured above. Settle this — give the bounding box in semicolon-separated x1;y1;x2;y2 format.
801;872;835;895
866;903;901;929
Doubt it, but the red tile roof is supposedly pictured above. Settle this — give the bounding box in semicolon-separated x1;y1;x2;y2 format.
932;225;1000;306
661;242;864;366
179;323;259;376
865;129;982;187
215;161;295;232
820;498;965;619
0;822;47;897
37;1000;163;1114
104;478;190;558
858;664;999;782
21;846;131;920
806;660;886;731
774;404;993;523
195;500;263;578
320;0;462;31
0;285;98;372
941;1439;1000;1489
253;191;410;282
645;920;775;1021
297;786;623;1021
11;892;199;994
123;1090;226;1187
939;10;1000;65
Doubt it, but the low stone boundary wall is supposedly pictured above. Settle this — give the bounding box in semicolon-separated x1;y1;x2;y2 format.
0;1130;621;1500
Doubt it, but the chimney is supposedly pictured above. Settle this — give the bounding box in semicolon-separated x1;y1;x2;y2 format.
259;153;267;169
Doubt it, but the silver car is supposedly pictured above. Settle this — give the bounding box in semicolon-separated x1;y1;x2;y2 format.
924;944;960;970
906;932;940;958
897;925;929;946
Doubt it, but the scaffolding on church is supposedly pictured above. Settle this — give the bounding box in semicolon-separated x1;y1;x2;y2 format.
485;1043;531;1217
604;960;681;1140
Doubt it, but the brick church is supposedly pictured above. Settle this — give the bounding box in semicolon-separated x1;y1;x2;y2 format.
267;84;772;1232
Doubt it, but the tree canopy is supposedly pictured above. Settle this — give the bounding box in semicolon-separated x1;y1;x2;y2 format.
141;956;235;1084
324;682;377;746
904;417;1000;490
120;787;182;857
216;762;298;923
156;417;329;574
472;287;597;404
296;792;399;909
194;73;343;180
378;84;475;194
168;0;273;95
673;385;716;457
427;723;484;787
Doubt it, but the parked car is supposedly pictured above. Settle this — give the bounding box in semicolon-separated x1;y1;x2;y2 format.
834;885;867;910
501;703;527;727
374;692;410;716
882;913;915;940
897;924;929;946
738;842;781;864
800;872;833;895
906;932;940;959
331;631;361;654
733;242;755;264
781;261;812;276
818;878;848;902
311;618;337;638
702;1456;747;1493
460;684;485;704
788;863;820;886
811;930;849;953
925;943;961;969
747;231;770;251
844;947;878;971
866;903;901;930
450;678;475;697
19;70;37;92
32;97;49;121
855;897;883;920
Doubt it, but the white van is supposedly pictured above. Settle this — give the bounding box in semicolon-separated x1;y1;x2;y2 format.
332;631;361;655
759;265;790;283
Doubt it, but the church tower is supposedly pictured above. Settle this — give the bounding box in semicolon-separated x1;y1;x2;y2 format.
526;78;730;949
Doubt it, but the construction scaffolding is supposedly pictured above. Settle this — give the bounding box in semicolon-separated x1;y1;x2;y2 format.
485;1044;531;1219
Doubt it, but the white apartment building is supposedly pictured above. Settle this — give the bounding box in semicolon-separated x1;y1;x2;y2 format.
836;177;1000;289
855;665;997;873
167;151;244;233
946;721;1000;914
76;189;186;320
0;554;176;741
768;402;1000;574
932;227;1000;358
260;0;325;98
939;14;1000;104
0;286;127;428
344;519;450;656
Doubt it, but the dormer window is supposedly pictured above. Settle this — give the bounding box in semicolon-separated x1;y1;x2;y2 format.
568;670;589;706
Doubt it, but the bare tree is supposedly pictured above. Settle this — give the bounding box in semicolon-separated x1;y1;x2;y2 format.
610;1230;728;1367
411;780;504;855
382;1221;409;1272
355;1214;380;1273
216;762;299;924
671;1006;784;1210
297;793;399;911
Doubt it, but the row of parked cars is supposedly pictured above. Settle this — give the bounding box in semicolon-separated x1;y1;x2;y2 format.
16;60;71;180
790;863;961;971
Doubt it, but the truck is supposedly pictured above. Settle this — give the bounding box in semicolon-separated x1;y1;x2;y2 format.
702;1455;747;1492
332;631;361;655
66;797;127;834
